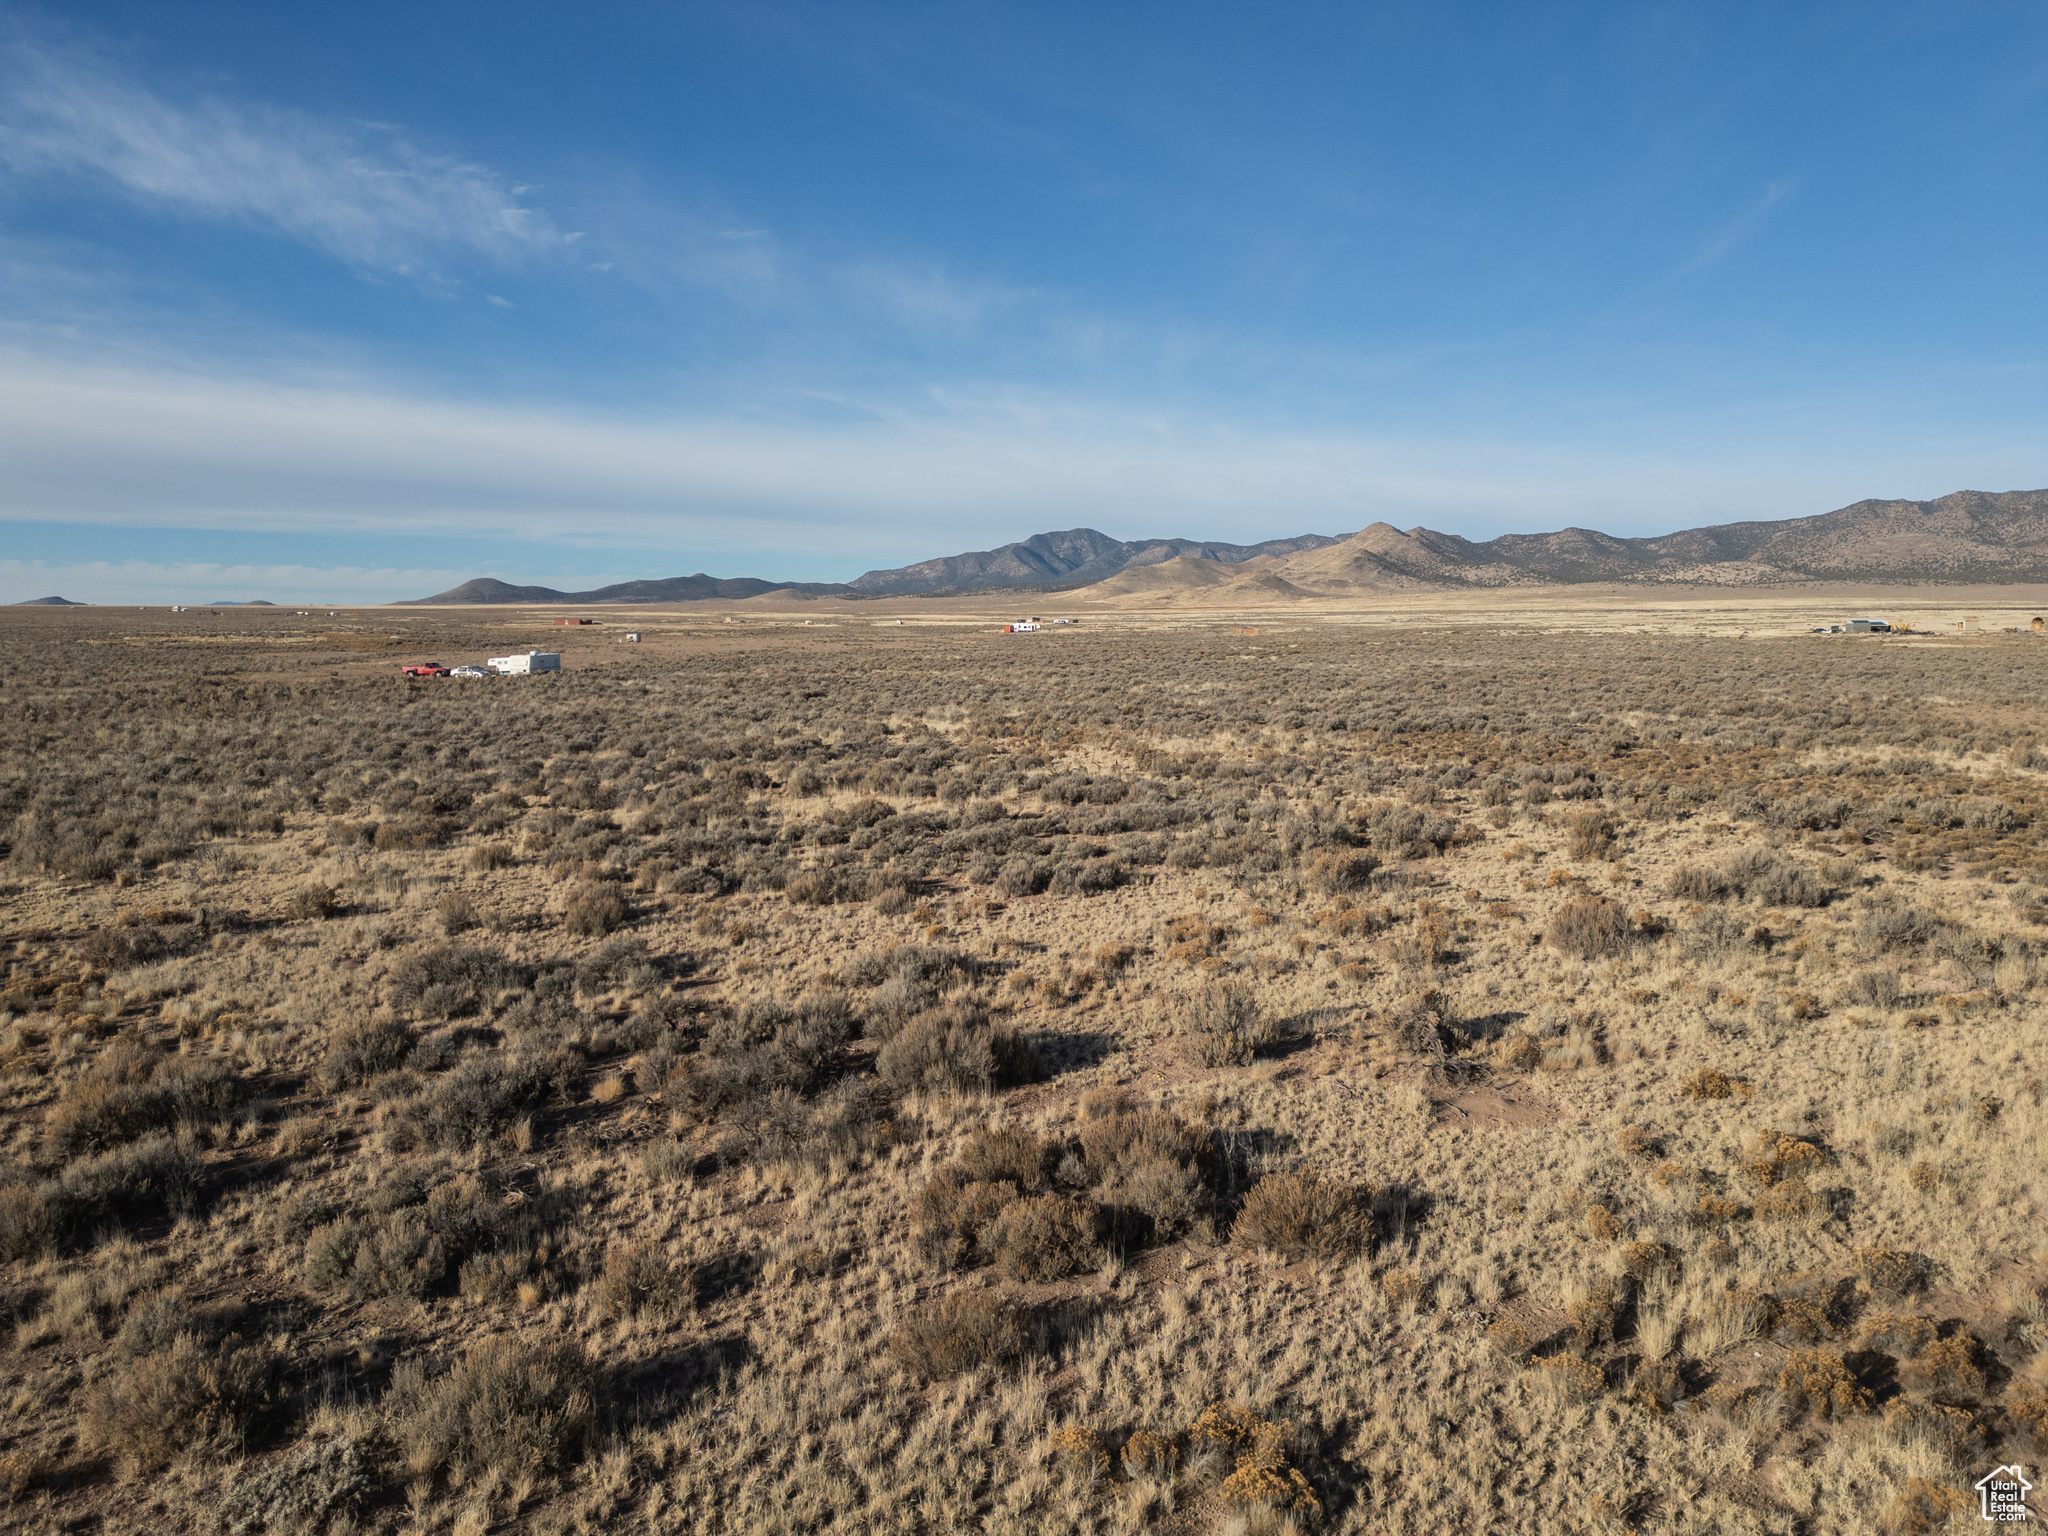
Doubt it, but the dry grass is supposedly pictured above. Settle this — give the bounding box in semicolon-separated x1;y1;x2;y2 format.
0;607;2042;1532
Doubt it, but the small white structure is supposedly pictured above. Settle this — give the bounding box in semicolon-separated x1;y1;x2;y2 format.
1005;621;1042;634
624;632;641;643
488;651;562;674
171;605;188;613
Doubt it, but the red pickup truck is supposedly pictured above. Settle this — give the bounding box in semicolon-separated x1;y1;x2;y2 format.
401;663;449;677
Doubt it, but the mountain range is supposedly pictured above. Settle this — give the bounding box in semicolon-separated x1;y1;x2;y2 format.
400;488;2048;605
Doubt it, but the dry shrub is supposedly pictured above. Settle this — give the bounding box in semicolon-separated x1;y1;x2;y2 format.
784;868;841;906
1122;1428;1180;1478
1563;808;1614;861
1858;1245;1929;1298
1185;1404;1321;1520
1880;1477;1967;1535
955;1127;1051;1190
390;1337;598;1482
304;1214;445;1301
284;882;341;920
1545;895;1630;960
886;1290;1026;1379
0;1184;54;1264
1682;1068;1735;1101
1218;1433;1320;1520
1858;1312;1938;1355
1566;1283;1620;1350
435;890;479;935
1901;1334;1986;1401
1078;1107;1209;1241
876;1002;1039;1095
986;1194;1100;1283
1754;1178;1817;1222
1486;1317;1534;1360
1772;1296;1833;1344
594;1241;690;1318
1620;1241;1674;1281
1687;1194;1747;1228
84;1331;272;1469
1309;849;1379;893
912;1172;1019;1271
44;1051;240;1159
1231;1170;1371;1263
1777;1348;1873;1420
1616;1125;1658;1158
402;1048;574;1152
1379;1269;1428;1310
214;1437;368;1535
387;945;520;1017
1623;1358;1685;1415
1741;1133;1828;1187
1183;982;1274;1067
1845;967;1905;1009
563;882;630;937
0;1450;46;1503
1584;1205;1623;1243
1050;1424;1111;1479
52;1136;204;1232
317;1016;414;1092
1882;1398;1985;1455
1667;864;1734;902
1536;1353;1606;1402
2011;1395;2048;1449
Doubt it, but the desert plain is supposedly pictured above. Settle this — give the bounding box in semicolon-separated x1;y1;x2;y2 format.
0;587;2043;1535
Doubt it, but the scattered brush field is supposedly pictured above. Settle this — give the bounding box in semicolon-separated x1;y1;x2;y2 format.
0;606;2044;1535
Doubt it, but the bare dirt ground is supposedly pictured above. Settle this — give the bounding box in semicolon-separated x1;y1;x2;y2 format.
0;600;2042;1534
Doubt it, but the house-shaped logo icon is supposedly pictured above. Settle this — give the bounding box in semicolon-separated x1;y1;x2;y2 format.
1976;1465;2033;1524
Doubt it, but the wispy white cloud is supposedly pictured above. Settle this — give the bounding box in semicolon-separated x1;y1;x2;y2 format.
834;261;1033;337
1675;177;1798;275
0;44;566;275
3;350;2034;581
0;557;482;606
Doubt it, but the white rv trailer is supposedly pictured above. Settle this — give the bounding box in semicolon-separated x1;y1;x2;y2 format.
487;651;562;674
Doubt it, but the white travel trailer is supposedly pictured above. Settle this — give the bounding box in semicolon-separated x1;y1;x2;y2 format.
487;651;562;674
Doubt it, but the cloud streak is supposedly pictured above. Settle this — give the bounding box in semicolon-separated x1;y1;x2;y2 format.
1675;177;1798;275
3;350;2032;587
0;45;565;275
0;556;488;607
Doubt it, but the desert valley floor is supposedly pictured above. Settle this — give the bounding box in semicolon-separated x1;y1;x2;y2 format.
0;597;2043;1534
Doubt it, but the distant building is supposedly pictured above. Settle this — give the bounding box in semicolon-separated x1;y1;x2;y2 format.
1846;619;1890;634
624;632;641;643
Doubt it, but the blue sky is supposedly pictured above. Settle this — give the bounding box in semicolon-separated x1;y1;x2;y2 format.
1;2;2043;603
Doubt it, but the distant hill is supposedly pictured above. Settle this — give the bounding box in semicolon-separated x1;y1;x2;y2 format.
397;490;2048;605
13;595;82;606
846;528;1339;596
402;530;1337;605
204;600;277;606
401;574;850;605
1084;488;2048;601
